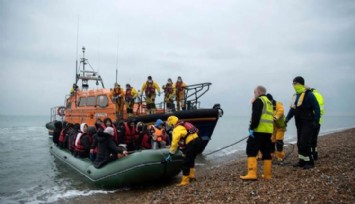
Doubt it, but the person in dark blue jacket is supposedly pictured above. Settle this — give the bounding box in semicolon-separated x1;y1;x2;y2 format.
286;76;320;169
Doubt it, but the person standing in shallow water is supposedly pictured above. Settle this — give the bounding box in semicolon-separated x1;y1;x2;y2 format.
240;85;274;180
285;76;320;169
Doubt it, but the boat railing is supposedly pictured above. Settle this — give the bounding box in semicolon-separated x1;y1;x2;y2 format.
184;82;211;110
133;82;212;114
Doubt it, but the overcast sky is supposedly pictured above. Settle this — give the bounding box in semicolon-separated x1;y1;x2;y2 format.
1;0;355;116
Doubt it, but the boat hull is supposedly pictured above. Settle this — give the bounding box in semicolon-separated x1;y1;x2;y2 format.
50;144;183;188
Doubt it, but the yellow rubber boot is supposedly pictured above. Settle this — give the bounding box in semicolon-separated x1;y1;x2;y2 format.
262;160;272;179
240;157;257;180
276;151;285;161
177;176;190;186
189;168;196;181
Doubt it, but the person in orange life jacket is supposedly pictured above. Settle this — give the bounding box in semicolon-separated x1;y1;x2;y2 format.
175;76;187;111
240;86;274;180
59;122;74;149
74;123;93;158
266;93;287;162
68;123;80;154
162;78;176;113
135;121;152;149
149;119;167;149
103;117;119;145
111;83;125;120
141;76;161;114
165;116;202;186
285;76;320;169
122;119;138;151
93;127;128;169
124;84;138;118
53;121;63;145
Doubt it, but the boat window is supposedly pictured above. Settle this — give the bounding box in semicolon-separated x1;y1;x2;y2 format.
87;96;96;106
97;95;108;108
78;97;87;107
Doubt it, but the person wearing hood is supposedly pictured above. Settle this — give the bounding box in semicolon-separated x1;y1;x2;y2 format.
74;123;93;158
162;78;176;113
52;121;63;145
141;76;161;114
175;76;187;111
93;127;128;169
149;119;167;149
285;76;320;169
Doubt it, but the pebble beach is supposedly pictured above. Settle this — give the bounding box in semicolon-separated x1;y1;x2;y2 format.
63;128;355;204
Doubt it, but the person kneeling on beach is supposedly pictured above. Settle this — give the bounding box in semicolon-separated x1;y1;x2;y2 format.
93;127;128;169
240;86;274;180
165;116;202;186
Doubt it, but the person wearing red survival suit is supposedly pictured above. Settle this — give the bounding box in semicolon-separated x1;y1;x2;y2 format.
123;119;138;151
74;123;93;158
135;122;151;149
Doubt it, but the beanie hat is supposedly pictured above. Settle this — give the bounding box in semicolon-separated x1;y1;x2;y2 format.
293;76;305;85
155;119;164;127
104;127;114;136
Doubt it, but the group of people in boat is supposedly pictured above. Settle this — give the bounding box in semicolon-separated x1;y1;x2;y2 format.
52;117;171;169
110;75;188;119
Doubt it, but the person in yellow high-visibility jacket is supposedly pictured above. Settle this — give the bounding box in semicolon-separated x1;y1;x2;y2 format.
266;94;287;162
308;87;324;160
240;85;274;180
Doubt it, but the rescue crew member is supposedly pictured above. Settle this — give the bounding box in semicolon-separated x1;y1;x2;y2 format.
307;87;324;160
285;76;320;169
125;83;138;118
70;83;79;95
175;76;187;111
111;83;125;120
162;78;176;113
240;85;273;180
141;76;161;114
266;94;287;162
165;116;202;186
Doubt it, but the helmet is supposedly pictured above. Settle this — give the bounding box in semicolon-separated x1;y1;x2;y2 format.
126;83;131;88
166;116;178;127
167;78;172;84
177;76;182;82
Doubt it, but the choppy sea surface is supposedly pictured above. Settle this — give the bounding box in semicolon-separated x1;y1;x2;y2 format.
0;114;354;203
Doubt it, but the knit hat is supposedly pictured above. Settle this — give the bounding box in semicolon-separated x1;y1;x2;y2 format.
104;127;114;136
293;76;305;85
154;119;164;127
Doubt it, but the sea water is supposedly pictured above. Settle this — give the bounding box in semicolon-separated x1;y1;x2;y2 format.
0;114;354;203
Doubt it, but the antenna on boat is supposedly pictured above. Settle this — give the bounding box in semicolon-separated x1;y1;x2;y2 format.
75;16;80;85
115;33;119;84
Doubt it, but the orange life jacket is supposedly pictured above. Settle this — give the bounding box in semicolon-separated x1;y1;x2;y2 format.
149;125;164;142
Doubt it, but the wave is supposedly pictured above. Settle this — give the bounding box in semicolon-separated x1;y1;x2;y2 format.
1;184;119;204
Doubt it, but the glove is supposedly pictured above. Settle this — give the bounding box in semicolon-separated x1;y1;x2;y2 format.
158;92;161;97
113;96;118;100
249;129;254;138
164;153;173;162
